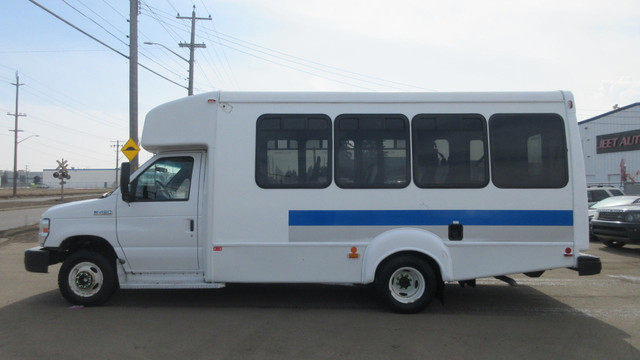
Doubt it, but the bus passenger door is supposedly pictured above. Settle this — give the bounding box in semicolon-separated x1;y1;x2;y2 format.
116;153;202;272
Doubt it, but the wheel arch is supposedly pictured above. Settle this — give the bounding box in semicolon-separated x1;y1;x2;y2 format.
58;235;119;264
362;227;452;284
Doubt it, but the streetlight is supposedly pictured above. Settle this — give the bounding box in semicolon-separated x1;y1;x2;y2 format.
17;134;39;144
11;134;38;195
144;42;189;63
144;41;194;96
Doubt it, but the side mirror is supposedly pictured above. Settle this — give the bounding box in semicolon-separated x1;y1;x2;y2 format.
120;162;134;202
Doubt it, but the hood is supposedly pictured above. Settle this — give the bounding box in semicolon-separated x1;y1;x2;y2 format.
42;196;116;220
597;204;640;213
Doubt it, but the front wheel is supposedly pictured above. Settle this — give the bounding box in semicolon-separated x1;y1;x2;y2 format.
58;250;117;306
375;255;437;313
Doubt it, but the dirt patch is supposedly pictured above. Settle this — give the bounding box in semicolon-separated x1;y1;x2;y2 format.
0;188;110;199
0;224;38;246
0;190;109;211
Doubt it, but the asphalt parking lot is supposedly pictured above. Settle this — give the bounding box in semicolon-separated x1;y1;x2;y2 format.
1;231;639;359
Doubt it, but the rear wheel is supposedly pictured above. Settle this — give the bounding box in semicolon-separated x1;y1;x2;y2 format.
375;255;437;313
58;250;117;306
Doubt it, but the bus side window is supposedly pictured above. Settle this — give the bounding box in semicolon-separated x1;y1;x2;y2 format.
412;114;488;188
335;114;410;188
256;114;332;188
490;114;568;188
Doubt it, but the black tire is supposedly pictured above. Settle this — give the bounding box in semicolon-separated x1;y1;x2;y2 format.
58;250;117;306
602;240;625;248
375;255;437;314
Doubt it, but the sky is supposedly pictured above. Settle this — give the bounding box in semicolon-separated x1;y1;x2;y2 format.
1;0;640;172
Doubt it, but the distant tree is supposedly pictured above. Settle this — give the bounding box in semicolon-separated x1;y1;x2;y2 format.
33;175;41;184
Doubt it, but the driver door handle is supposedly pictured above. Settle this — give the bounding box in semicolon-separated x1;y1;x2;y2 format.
189;219;194;232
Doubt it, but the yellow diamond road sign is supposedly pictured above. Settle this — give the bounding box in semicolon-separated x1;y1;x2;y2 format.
121;138;140;162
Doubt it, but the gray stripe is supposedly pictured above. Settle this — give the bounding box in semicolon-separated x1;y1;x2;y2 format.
289;225;573;243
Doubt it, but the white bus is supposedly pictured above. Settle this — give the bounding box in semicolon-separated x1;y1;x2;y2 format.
25;91;601;313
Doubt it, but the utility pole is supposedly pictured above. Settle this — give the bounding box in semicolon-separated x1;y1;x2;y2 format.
7;72;26;198
177;6;210;96
129;0;139;169
111;140;123;186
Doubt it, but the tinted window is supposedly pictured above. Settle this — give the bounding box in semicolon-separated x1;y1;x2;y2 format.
490;114;568;188
256;114;331;188
412;114;488;188
335;114;410;188
589;189;609;202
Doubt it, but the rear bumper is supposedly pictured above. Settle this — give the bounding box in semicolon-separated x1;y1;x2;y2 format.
572;254;601;276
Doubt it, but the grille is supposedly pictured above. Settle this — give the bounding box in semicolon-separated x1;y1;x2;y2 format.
598;211;625;221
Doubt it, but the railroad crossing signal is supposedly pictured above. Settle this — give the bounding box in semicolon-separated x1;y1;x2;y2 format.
121;138;140;162
53;158;71;181
54;158;71;200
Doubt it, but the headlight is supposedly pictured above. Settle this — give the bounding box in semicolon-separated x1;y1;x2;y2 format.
624;212;640;222
38;218;50;246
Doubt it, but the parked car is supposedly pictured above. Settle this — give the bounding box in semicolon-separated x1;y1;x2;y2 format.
591;204;640;248
589;196;640;220
588;196;640;241
587;186;624;207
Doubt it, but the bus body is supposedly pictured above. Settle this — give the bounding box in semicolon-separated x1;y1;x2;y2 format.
25;91;601;313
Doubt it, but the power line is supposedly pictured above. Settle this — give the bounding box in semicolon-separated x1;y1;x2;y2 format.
27;113;112;141
18;135;114;166
16;73;125;128
101;0;127;21
138;50;187;81
28;0;187;91
204;38;375;90
140;4;237;89
135;6;374;90
165;0;179;15
203;13;239;89
61;0;128;47
29;0;129;58
0;49;108;54
141;2;186;45
201;29;432;91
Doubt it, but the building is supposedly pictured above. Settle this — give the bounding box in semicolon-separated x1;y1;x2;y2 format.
579;103;640;193
0;170;44;188
43;168;118;189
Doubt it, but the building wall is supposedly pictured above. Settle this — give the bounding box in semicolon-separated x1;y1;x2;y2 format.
43;168;118;189
579;103;640;188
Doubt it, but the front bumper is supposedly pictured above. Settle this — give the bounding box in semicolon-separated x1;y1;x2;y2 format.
591;220;640;243
24;247;61;273
572;254;601;276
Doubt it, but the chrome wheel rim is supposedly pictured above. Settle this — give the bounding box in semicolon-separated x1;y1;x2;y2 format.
68;261;103;298
388;266;425;304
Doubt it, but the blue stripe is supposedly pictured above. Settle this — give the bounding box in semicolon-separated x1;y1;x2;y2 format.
289;210;573;226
